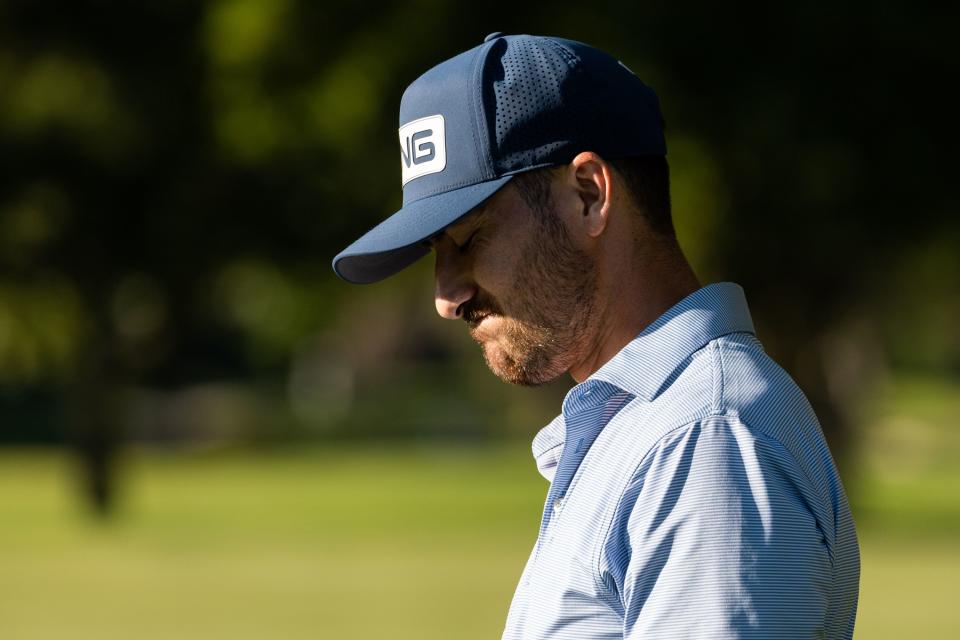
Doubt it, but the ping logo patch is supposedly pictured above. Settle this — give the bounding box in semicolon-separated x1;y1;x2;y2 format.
399;114;446;185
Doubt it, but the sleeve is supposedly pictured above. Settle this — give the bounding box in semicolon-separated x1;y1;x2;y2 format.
614;415;833;639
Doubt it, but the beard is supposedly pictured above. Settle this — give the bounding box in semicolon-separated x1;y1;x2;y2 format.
464;213;597;386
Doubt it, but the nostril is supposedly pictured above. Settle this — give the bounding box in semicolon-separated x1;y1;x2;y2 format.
435;278;477;320
435;294;467;320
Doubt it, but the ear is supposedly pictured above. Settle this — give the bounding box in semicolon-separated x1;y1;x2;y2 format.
566;151;613;239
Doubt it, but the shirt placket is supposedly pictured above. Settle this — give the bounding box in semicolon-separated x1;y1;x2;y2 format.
534;382;626;551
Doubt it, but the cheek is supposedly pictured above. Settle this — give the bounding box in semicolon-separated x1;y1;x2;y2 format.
472;247;521;297
472;224;534;295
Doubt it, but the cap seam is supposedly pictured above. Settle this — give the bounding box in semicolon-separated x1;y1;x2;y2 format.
470;40;497;181
403;158;573;206
403;174;512;205
540;37;581;68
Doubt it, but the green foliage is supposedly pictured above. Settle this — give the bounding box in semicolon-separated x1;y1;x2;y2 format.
0;1;956;466
0;278;90;384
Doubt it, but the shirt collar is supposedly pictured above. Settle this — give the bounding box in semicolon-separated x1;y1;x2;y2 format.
530;282;755;481
591;282;755;402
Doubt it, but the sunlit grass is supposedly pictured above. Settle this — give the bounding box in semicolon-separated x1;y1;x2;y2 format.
0;441;957;638
857;534;959;638
0;444;542;640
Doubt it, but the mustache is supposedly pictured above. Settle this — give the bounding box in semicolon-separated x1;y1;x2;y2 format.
462;293;503;325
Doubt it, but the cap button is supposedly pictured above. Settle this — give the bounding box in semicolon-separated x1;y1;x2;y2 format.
483;32;504;43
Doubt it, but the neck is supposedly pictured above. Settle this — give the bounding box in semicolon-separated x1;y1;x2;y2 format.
567;239;700;383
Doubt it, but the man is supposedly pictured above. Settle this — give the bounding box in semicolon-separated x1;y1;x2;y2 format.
333;33;859;639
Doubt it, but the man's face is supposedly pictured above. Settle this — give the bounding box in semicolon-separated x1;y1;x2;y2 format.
432;179;597;386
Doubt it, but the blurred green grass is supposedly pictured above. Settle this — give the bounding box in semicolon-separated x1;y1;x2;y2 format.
0;444;543;640
1;441;958;639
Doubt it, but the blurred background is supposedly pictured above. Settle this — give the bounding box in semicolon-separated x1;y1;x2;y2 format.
1;0;957;637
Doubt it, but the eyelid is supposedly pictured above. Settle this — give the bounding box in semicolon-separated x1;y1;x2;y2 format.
458;229;479;252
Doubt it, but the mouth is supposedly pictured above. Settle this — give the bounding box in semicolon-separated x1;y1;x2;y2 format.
465;307;492;327
467;313;491;330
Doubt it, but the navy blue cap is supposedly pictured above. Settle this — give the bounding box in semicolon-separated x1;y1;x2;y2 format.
333;34;666;284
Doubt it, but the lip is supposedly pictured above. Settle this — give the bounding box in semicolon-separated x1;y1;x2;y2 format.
468;313;497;336
467;312;491;329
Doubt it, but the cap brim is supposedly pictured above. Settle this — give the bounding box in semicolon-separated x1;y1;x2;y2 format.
332;175;514;284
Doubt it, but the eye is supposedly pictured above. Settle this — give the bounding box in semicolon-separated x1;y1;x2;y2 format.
457;230;479;253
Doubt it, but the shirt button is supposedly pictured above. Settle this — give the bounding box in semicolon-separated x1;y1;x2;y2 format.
553;496;564;513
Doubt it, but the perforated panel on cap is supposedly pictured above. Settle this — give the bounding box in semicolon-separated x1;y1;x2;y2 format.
487;37;579;172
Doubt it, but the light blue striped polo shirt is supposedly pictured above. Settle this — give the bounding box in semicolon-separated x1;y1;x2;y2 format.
502;282;860;639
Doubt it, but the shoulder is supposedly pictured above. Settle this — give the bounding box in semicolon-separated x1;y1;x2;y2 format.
591;331;857;607
599;333;845;543
635;331;831;486
604;331;816;457
709;333;821;437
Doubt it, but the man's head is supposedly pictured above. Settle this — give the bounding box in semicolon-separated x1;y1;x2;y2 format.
430;150;676;385
333;34;685;383
430;162;596;386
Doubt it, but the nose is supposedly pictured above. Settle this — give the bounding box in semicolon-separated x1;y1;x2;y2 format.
434;241;476;320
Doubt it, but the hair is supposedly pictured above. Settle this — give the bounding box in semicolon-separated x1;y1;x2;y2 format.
511;155;675;237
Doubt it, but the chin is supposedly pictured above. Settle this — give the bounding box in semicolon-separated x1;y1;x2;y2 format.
482;342;565;387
